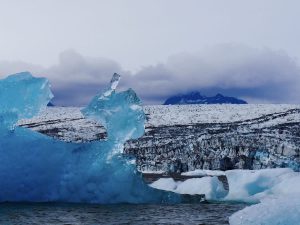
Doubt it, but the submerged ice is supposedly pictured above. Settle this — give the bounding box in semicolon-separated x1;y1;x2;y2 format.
0;72;181;204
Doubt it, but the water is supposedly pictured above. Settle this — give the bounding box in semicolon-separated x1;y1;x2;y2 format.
0;202;247;225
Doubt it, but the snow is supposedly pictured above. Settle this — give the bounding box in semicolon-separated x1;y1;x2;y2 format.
18;107;106;142
182;169;225;176
145;104;300;127
150;177;227;200
19;104;300;132
141;170;165;174
18;103;300;143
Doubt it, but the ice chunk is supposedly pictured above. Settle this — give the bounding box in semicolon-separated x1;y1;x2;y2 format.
227;169;300;224
229;196;300;225
147;168;300;223
102;73;121;97
150;178;178;192
150;177;227;200
82;73;145;144
0;72;181;204
224;168;294;203
175;177;227;199
0;72;53;130
109;72;121;92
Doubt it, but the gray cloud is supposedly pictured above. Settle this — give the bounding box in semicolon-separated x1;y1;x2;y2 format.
130;44;300;104
0;50;124;106
44;50;124;105
1;44;300;105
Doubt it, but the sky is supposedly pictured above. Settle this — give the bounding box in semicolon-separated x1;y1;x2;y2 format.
0;0;300;105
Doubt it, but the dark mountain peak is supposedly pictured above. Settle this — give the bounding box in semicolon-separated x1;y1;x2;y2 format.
163;91;247;105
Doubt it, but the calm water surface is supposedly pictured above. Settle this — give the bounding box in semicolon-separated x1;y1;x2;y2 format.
0;202;247;225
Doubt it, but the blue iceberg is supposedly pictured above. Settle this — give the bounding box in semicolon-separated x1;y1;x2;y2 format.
0;72;53;131
0;72;181;204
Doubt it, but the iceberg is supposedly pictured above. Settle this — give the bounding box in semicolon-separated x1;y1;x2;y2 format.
151;168;300;224
0;72;53;130
150;177;227;200
0;72;181;204
82;73;145;144
224;168;294;203
227;168;300;225
229;196;300;225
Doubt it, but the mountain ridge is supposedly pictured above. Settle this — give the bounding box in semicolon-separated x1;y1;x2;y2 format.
164;91;247;105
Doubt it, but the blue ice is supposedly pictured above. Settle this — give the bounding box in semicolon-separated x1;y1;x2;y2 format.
0;72;181;204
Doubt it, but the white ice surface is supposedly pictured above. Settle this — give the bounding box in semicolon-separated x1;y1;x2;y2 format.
150;178;178;192
182;169;225;176
19;104;300;129
226;169;300;225
150;176;227;200
225;168;294;203
144;104;300;127
229;196;300;225
17;104;300;143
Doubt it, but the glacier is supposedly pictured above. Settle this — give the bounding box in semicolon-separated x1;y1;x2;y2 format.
0;72;181;204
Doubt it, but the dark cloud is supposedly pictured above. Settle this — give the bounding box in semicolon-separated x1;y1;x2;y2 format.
44;50;124;105
127;44;300;104
1;44;300;105
0;50;124;106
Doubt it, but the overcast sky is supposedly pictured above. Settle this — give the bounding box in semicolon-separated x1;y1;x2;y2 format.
0;0;300;105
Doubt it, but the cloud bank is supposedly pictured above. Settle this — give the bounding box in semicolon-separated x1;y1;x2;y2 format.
1;44;300;106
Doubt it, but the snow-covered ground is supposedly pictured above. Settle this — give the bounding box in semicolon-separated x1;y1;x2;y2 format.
182;169;225;176
18;104;300;143
145;104;300;126
18;107;106;142
19;104;300;128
